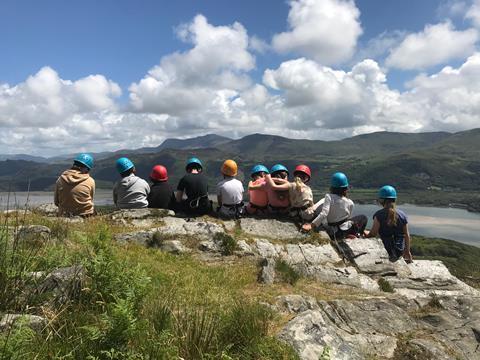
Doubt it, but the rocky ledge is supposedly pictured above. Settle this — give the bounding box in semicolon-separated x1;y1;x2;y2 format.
21;207;480;359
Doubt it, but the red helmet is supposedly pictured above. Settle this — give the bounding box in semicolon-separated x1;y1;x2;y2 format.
294;164;311;182
150;165;168;182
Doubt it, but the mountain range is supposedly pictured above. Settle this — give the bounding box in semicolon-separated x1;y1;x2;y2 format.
0;129;479;194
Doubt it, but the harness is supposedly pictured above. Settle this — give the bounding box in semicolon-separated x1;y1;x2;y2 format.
188;194;209;209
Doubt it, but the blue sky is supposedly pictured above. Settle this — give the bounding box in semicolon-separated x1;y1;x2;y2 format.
1;0;480;154
0;0;448;88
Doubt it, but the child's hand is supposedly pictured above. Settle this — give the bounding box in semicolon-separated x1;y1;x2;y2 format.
301;223;312;232
304;206;315;215
403;249;413;263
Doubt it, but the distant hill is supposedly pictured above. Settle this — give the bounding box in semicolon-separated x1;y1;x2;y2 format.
0;129;479;194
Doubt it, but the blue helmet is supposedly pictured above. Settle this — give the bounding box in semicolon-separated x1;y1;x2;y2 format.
116;157;134;174
251;164;269;176
270;164;289;175
74;153;94;169
379;185;397;199
331;172;349;188
186;157;203;170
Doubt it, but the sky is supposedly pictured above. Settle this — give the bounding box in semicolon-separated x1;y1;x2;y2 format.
1;0;480;155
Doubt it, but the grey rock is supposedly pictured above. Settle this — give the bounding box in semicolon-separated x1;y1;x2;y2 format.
62;216;84;223
114;230;153;246
259;258;276;284
406;338;451;360
110;208;174;220
240;218;305;240
183;221;224;239
34;203;58;216
343;238;409;276
390;260;480;298
0;314;47;332
2;209;32;216
223;220;237;232
304;266;380;292
160;240;190;254
17;225;51;246
278;310;363;360
235;240;254;256
276;295;319;313
38;265;85;304
198;240;220;252
254;239;279;258
286;243;341;266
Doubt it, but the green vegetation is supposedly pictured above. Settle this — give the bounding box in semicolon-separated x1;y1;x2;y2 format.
377;278;394;293
215;232;238;256
0;213;299;359
411;235;480;288
2;130;480;213
274;260;301;286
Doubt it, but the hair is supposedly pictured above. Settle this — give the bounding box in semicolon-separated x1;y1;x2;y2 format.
186;163;202;173
272;171;287;179
294;176;304;191
120;167;135;178
330;186;348;197
381;198;398;226
251;172;264;181
72;161;90;173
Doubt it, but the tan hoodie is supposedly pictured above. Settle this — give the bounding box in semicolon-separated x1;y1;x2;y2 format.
54;169;95;216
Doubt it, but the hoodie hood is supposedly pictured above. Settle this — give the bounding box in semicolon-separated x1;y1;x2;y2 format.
119;174;140;189
60;169;90;186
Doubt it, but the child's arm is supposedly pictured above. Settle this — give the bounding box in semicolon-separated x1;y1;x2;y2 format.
248;180;263;190
403;224;413;263
366;217;380;238
265;174;290;190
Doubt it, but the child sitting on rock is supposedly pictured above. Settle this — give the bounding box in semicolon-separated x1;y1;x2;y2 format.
216;159;244;219
266;164;290;215
246;164;269;216
266;164;315;222
302;172;367;239
366;185;413;263
147;165;175;210
113;157;150;209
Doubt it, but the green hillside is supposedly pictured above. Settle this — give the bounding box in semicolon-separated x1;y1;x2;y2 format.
0;129;479;212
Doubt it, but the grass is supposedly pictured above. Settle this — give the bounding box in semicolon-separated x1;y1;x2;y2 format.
377;278;394;293
0;211;299;359
275;260;301;286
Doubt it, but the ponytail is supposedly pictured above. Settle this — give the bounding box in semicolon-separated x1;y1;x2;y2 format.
384;199;398;226
294;176;304;192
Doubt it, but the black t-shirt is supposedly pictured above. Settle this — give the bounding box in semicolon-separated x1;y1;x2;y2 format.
147;182;175;209
177;173;209;201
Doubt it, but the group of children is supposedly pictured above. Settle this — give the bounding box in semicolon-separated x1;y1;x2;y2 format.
55;154;412;263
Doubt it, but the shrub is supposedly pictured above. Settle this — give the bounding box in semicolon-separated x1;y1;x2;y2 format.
378;278;394;293
218;302;272;355
215;233;238;256
275;260;301;285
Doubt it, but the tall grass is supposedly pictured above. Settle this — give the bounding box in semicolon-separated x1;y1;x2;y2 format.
0;214;298;359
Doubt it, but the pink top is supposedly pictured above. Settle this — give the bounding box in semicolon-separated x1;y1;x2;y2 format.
249;178;268;207
266;180;290;208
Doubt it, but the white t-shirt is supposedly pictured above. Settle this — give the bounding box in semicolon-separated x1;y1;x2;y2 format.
217;178;244;205
312;193;354;228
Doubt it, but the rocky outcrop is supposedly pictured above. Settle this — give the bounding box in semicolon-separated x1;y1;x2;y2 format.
108;211;480;359
277;294;480;360
17;225;51;246
0;314;47;333
37;265;85;305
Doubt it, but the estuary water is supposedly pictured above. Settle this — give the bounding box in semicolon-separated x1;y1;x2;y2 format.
1;191;479;247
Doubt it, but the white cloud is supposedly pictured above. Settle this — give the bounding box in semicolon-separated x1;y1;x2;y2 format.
2;14;480;156
354;30;406;63
0;67;121;128
129;14;255;116
466;0;480;27
272;0;362;65
386;22;478;70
